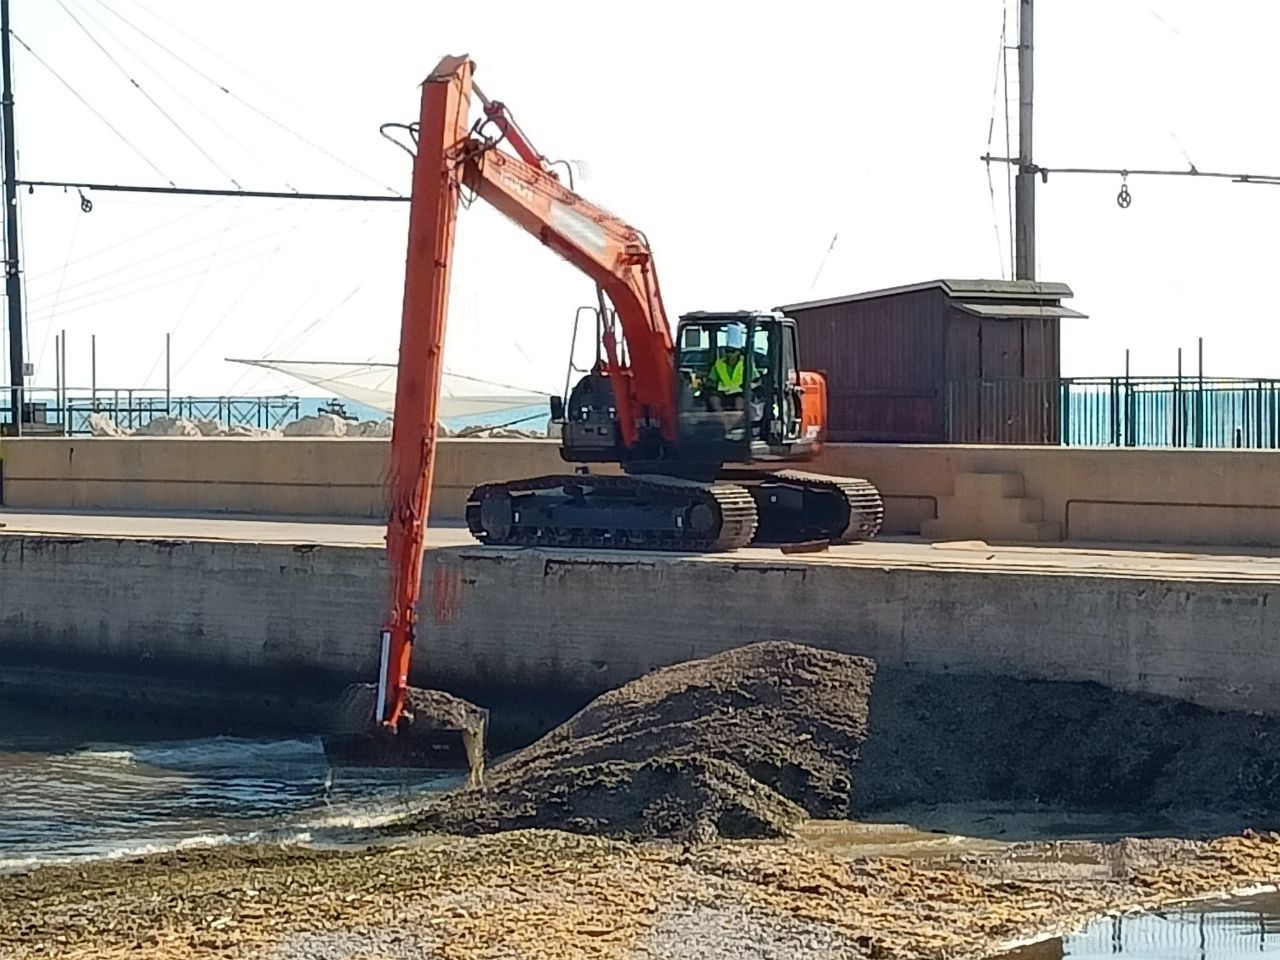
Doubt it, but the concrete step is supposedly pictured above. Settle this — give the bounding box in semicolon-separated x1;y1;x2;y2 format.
922;470;1061;543
921;517;1062;543
930;494;1045;525
1015;497;1046;523
953;472;1025;501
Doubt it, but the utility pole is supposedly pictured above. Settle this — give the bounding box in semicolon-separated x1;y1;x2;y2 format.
1014;0;1036;281
1;0;23;429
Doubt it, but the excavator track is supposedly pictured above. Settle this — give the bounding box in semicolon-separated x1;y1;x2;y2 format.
466;474;758;552
724;469;884;545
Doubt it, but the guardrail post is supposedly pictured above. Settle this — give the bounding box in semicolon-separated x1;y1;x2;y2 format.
1253;380;1262;449
1060;378;1071;446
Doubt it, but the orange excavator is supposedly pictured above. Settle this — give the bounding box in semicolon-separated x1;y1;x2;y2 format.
364;55;882;741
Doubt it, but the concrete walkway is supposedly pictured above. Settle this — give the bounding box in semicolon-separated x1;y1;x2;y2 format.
2;508;1279;583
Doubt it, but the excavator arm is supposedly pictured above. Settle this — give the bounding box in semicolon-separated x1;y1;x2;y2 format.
456;121;679;448
374;56;471;730
376;55;680;729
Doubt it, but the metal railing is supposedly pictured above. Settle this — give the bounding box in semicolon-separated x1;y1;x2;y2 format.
945;376;1280;448
0;387;301;436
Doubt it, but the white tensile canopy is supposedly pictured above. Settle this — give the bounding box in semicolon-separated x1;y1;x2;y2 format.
227;358;551;419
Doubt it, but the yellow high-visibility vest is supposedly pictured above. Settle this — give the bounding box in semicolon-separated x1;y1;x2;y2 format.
711;357;745;394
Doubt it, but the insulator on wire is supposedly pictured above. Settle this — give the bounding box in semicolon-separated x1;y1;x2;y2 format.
1116;178;1132;209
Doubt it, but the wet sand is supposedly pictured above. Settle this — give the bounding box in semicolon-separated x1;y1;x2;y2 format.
4;827;1280;959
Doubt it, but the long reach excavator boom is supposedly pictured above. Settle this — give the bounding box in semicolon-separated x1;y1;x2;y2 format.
370;54;883;737
376;54;687;728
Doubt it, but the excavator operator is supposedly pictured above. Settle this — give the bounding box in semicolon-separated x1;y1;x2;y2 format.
706;329;763;412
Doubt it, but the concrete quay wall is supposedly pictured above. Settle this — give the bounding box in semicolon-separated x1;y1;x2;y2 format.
0;437;568;522
4;437;1280;547
2;533;1277;737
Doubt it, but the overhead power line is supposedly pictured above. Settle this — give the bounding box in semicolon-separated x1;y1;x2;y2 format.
26;205;287;305
19;179;409;202
10;31;172;183
24;199;220;283
981;155;1280;208
68;0;276;184
96;0;402;196
981;156;1280;185
55;0;241;188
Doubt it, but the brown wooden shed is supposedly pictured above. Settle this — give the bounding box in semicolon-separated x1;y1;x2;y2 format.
778;279;1086;444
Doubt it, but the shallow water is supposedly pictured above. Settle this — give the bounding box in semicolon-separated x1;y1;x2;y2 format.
1006;892;1280;960
0;705;460;870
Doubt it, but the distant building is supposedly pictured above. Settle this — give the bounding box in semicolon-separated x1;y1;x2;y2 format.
779;279;1086;444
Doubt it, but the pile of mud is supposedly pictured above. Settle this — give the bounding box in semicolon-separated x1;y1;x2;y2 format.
397;641;1280;842
421;755;807;842
398;641;870;840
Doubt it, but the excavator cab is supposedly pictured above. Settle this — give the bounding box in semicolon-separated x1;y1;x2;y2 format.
556;308;825;475
674;311;819;468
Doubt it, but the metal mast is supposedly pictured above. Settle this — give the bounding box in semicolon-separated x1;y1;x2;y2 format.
1014;0;1035;280
1;0;23;429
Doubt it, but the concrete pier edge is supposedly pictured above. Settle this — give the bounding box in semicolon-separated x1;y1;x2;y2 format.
3;526;1277;745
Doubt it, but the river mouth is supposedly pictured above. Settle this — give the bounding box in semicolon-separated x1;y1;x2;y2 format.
1003;891;1280;960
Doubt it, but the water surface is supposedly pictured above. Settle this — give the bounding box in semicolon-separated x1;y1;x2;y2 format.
0;704;459;870
1006;892;1280;960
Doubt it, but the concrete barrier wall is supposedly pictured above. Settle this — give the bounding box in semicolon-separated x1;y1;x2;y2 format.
2;535;1277;737
812;444;1280;546
0;438;570;520
4;437;1280;547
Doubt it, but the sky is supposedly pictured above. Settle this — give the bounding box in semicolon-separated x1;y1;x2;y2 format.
7;0;1280;400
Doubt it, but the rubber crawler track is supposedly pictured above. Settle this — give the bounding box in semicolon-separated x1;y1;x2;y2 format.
466;474;758;552
752;469;885;543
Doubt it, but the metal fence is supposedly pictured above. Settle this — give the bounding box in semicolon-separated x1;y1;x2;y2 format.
0;387;301;436
945;376;1280;448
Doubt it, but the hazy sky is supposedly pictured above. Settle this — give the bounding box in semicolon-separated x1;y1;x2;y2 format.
9;0;1280;399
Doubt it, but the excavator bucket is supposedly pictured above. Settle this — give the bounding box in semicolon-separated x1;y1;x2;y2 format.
322;683;488;784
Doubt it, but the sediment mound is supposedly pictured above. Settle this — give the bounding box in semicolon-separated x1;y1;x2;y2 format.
391;642;1280;844
400;641;873;840
417;756;806;841
509;641;874;817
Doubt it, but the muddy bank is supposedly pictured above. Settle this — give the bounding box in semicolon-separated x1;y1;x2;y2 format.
395;642;1280;841
854;668;1280;829
6;829;1280;959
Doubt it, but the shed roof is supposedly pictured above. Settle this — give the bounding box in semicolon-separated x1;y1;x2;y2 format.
955;302;1088;320
778;278;1076;313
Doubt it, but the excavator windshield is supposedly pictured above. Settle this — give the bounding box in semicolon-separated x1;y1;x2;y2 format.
673;316;766;462
677;322;768;403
